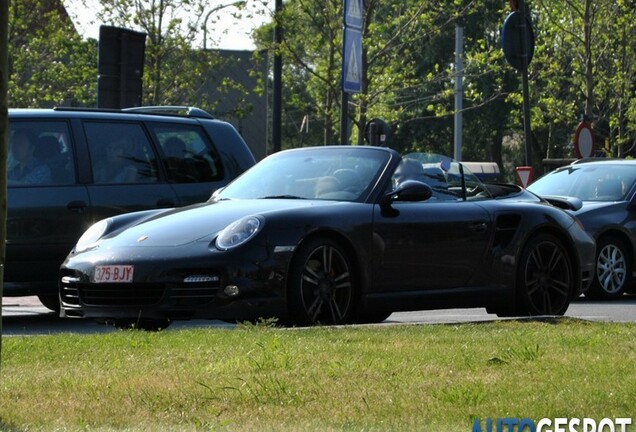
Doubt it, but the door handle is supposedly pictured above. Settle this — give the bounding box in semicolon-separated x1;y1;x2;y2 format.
67;200;88;213
470;221;488;232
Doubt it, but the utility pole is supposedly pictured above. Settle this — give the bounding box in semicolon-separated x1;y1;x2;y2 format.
272;0;282;153
453;24;463;161
502;0;535;172
518;0;533;167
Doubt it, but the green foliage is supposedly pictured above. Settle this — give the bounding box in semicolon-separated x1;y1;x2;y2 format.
9;0;636;164
8;0;97;107
255;0;636;176
8;0;256;118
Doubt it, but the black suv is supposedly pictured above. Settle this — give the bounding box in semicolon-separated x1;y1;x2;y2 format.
6;106;256;310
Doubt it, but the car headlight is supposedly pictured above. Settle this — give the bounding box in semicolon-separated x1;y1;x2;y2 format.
215;216;263;250
74;218;111;253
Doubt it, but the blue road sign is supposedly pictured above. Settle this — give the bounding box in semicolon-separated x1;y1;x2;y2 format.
344;0;363;30
501;11;535;70
342;27;362;93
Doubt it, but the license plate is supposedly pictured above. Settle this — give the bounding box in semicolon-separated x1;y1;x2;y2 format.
94;265;134;283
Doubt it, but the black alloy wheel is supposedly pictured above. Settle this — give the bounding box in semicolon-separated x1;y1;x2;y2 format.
586;235;631;300
288;238;355;326
517;233;573;316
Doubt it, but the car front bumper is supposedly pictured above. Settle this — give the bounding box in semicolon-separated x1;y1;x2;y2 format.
59;242;293;322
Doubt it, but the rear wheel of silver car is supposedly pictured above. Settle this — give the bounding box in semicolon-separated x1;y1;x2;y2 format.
288;238;355;326
586;235;631;300
517;233;573;316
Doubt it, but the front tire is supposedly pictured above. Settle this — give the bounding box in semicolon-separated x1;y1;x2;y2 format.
38;294;61;312
288;238;356;326
585;235;631;300
517;233;574;316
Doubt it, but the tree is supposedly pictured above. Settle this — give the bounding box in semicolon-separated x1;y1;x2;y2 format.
8;0;97;107
255;0;343;147
254;0;519;165
531;0;636;159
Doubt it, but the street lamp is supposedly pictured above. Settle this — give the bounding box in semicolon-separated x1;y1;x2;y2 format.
202;1;246;50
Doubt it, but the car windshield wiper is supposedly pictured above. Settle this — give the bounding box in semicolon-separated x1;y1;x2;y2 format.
260;194;306;200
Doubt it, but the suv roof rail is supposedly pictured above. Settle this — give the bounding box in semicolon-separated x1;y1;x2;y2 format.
52;105;214;119
123;106;214;119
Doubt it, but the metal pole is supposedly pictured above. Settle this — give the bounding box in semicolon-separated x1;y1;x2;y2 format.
518;0;533;166
340;92;349;145
272;0;282;153
453;25;463;161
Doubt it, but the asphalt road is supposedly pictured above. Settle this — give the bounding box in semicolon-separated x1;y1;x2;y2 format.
2;295;635;335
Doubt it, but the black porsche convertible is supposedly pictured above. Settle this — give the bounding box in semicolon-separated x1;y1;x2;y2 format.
59;146;596;328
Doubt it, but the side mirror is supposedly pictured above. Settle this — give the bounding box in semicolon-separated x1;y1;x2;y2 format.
208;187;225;202
541;195;583;211
382;180;433;204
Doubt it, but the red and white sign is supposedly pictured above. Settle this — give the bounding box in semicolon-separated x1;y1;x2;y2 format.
515;166;534;188
574;121;595;159
94;265;134;283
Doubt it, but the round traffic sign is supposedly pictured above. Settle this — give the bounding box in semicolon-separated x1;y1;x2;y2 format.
574;121;595;159
501;11;535;70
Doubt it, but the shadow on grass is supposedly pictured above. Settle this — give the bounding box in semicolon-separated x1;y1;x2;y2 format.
0;420;23;431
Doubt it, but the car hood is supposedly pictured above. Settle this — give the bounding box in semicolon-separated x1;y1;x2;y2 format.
103;199;348;247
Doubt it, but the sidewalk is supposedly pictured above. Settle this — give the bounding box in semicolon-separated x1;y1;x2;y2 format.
2;296;45;307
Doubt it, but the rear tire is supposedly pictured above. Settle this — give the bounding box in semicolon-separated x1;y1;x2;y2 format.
353;310;392;324
288;238;356;326
585;235;631;300
516;233;573;316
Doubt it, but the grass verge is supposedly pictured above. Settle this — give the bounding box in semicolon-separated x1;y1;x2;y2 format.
1;318;635;431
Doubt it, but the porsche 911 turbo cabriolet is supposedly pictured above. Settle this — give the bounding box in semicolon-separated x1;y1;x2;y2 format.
59;146;596;329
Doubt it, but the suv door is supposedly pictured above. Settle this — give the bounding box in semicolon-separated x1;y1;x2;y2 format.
82;120;180;222
5;119;91;302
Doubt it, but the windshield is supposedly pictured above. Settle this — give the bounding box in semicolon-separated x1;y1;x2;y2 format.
217;147;391;201
528;163;636;202
396;152;492;200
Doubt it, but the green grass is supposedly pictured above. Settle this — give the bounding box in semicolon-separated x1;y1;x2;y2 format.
0;319;635;431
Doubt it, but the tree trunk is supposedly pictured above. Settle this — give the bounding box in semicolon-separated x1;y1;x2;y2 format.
0;0;10;365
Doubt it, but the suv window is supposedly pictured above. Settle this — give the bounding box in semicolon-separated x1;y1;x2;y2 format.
147;123;223;183
84;121;159;184
8;121;75;185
